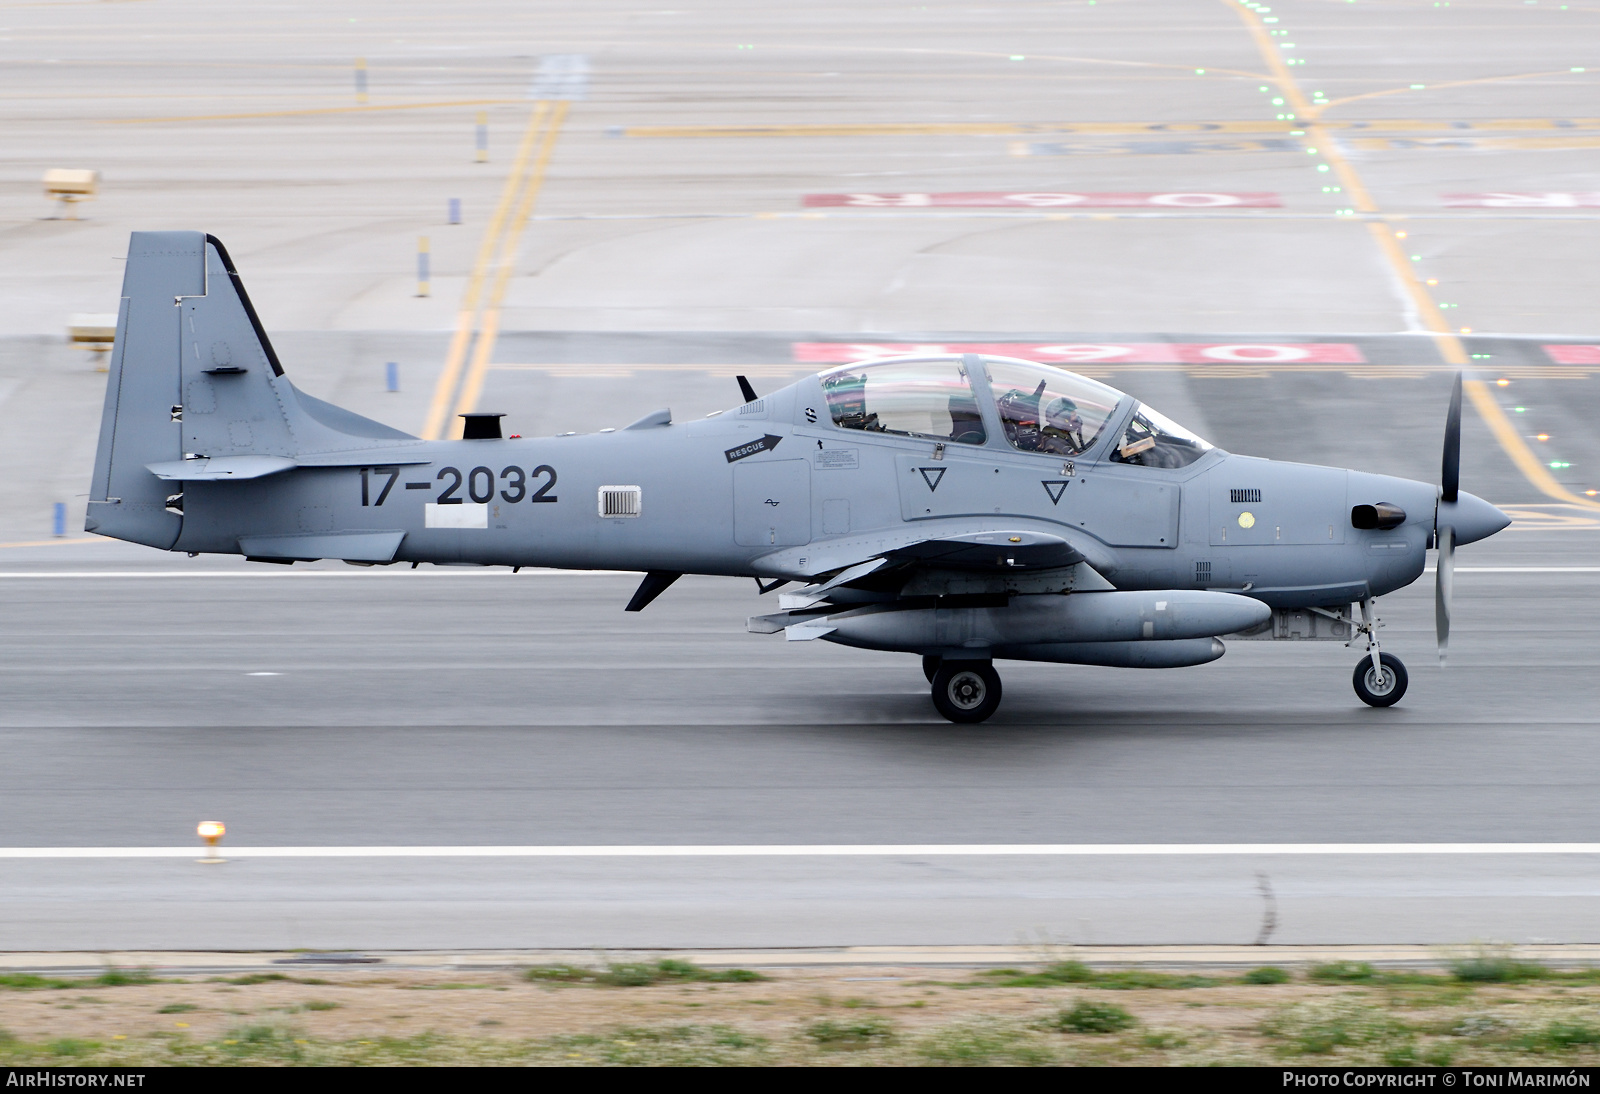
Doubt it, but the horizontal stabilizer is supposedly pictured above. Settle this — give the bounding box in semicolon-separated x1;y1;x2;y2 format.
147;455;296;481
238;531;405;562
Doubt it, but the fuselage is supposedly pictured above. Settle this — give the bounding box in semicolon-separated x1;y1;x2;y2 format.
168;356;1489;613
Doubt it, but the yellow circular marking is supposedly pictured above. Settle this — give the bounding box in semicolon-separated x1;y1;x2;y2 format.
1238;512;1256;528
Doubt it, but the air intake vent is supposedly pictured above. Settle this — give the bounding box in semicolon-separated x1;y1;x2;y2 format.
1195;560;1212;582
1230;488;1261;504
598;485;642;518
737;399;765;416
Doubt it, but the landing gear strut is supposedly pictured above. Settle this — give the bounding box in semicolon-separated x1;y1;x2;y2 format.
930;660;1002;724
1351;597;1408;707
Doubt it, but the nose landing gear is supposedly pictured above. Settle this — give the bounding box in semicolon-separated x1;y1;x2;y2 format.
1353;651;1408;707
928;659;1002;723
1351;597;1408;707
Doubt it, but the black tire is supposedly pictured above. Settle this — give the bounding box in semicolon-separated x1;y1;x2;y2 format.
931;661;1003;724
921;655;941;683
1352;652;1408;707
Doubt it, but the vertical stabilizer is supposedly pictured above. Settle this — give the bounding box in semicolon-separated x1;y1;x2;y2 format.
87;232;418;549
86;231;204;548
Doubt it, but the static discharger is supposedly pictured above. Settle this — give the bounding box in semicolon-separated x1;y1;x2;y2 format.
197;821;226;864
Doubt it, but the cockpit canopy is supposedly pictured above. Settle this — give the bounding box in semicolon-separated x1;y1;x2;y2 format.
817;355;1213;467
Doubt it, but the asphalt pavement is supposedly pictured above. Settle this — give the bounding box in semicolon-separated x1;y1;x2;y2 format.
0;0;1598;950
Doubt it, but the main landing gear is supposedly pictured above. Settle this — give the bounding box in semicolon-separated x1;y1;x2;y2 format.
1351;597;1408;707
925;658;1003;723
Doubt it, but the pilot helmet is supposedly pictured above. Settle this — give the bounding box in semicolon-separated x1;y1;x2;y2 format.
1045;396;1081;427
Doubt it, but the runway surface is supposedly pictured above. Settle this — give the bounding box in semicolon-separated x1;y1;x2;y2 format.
0;533;1597;948
0;0;1598;949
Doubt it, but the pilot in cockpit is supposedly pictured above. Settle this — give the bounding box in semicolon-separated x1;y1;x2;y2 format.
1039;396;1085;455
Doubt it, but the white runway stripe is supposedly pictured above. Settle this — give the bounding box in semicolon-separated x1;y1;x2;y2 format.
6;843;1600;859
0;567;1592;580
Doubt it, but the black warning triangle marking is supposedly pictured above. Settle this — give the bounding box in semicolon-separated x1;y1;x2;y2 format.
1041;480;1070;505
918;466;947;492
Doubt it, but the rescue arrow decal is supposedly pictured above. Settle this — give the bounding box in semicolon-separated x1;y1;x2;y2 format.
1041;480;1070;505
918;466;947;492
725;434;784;463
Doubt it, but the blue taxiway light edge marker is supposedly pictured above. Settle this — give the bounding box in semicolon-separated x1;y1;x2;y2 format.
8;844;1600;859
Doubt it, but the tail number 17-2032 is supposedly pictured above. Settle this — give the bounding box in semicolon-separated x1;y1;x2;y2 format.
360;465;558;506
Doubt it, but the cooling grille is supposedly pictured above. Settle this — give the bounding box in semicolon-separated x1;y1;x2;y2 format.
598;485;642;518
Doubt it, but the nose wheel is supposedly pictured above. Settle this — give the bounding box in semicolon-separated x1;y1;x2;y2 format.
1353;651;1408;707
931;660;1002;723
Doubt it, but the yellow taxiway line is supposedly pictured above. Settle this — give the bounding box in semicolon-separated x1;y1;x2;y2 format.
448;101;572;438
420;101;568;441
1226;0;1600;513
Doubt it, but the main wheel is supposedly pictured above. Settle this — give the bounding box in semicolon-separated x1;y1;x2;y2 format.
921;655;941;683
931;661;1002;724
1352;652;1408;707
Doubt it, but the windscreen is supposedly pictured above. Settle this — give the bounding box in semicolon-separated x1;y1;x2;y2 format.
984;359;1122;457
821;358;986;445
1111;403;1214;468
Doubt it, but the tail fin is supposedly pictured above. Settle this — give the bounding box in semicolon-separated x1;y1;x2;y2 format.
87;232;414;548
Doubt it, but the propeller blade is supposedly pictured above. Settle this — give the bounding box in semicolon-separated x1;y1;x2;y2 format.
1435;523;1454;663
1441;371;1462;504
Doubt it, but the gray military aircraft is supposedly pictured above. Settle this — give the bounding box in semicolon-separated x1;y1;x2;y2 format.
88;231;1511;722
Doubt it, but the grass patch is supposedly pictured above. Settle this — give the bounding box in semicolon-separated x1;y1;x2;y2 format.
0;974;75;991
804;1017;894;1048
90;968;159;987
47;1039;100;1058
524;959;765;988
1515;1019;1600;1053
1054;1000;1136;1034
301;1001;340;1011
1262;1000;1415;1060
549;1025;769;1066
157;1003;199;1014
407;983;494;991
1449;947;1548;984
1309;961;1377;983
918;1020;1056;1065
1243;966;1292;985
210;973;331;987
1140;1029;1188;1049
980;961;1220;990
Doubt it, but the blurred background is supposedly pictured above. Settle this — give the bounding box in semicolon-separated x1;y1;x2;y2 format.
1;0;1598;949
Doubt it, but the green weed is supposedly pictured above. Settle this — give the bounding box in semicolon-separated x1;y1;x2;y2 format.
1516;1019;1600;1053
1054;1000;1136;1034
524;959;765;987
91;968;159;987
0;974;74;991
1449;947;1548;984
917;1020;1056;1065
47;1039;100;1057
1243;966;1292;985
1262;1001;1415;1059
803;1017;894;1047
157;1003;198;1014
981;961;1219;989
1309;961;1377;983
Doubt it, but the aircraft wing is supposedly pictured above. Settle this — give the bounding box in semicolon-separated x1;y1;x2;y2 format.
751;522;1113;582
